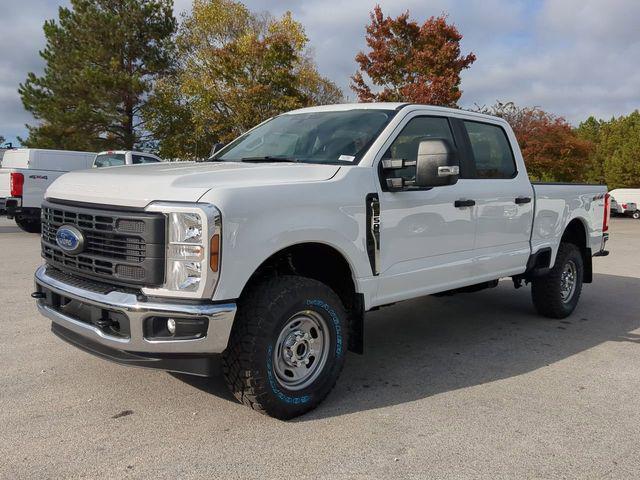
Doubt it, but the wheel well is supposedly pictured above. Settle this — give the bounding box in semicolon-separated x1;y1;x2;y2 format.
241;243;364;352
562;218;587;250
561;218;592;283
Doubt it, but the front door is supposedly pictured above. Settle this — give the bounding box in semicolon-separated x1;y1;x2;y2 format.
374;113;477;306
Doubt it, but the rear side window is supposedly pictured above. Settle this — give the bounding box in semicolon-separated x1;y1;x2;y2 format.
94;153;125;168
132;154;160;164
464;121;516;179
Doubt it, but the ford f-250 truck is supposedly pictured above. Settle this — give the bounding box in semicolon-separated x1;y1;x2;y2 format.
32;103;610;419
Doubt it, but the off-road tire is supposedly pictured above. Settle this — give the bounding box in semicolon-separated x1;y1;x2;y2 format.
222;275;348;420
633;210;640;220
15;216;41;234
531;242;583;319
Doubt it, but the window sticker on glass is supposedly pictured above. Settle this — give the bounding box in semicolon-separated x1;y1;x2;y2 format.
338;155;355;162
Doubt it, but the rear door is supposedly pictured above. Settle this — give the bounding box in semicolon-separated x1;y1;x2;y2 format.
460;119;534;277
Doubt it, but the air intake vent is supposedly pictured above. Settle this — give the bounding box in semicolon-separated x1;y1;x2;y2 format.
116;264;146;280
116;219;146;234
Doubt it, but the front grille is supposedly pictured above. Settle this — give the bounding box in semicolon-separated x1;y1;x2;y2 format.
43;222;147;263
41;201;165;287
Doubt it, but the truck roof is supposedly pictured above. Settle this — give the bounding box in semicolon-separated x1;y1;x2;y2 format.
96;150;159;156
286;102;508;124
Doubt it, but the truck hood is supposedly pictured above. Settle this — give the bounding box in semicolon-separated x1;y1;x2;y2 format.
45;161;341;208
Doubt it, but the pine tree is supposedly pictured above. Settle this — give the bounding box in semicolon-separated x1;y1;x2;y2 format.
19;0;176;151
577;111;640;189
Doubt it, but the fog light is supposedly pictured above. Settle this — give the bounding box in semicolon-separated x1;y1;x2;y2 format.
167;318;176;335
144;316;209;340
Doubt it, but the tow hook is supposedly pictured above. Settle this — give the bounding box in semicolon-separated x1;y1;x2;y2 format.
31;292;46;299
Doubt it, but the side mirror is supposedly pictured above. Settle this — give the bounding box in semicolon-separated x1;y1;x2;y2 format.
415;139;459;187
381;138;459;191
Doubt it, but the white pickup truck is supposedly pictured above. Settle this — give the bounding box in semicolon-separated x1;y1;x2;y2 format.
0;149;163;232
32;103;610;419
0;149;96;232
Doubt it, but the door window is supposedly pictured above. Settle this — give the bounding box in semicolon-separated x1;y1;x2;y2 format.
464;121;516;179
382;116;455;183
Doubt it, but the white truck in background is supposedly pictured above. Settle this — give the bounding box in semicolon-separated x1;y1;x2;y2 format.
0;149;96;232
32;103;610;419
1;149;164;232
609;189;640;219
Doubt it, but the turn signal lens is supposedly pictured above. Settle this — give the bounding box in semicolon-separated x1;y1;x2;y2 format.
210;234;220;272
603;193;610;232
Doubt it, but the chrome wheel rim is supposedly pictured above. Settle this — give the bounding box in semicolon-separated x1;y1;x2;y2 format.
273;310;330;391
560;260;577;303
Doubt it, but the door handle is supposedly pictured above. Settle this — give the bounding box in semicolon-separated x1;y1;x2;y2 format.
515;196;531;204
454;199;476;208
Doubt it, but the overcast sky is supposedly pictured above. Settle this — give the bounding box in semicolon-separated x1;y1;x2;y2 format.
1;0;639;145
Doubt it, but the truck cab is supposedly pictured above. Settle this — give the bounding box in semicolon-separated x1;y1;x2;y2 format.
32;103;609;419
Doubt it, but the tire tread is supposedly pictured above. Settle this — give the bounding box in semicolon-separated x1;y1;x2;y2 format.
222;275;347;419
531;242;583;319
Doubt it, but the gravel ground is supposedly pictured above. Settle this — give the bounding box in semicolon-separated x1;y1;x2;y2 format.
1;216;639;479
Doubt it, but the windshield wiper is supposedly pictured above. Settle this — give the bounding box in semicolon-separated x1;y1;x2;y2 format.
240;156;299;163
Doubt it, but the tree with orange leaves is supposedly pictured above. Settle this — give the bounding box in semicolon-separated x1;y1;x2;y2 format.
477;102;592;182
351;6;476;107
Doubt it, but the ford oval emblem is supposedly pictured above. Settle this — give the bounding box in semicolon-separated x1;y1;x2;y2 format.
55;225;85;255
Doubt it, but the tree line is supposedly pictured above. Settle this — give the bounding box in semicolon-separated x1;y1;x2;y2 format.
18;0;639;188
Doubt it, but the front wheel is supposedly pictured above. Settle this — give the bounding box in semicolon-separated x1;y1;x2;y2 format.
15;216;41;233
531;243;584;319
633;210;640;220
222;275;348;419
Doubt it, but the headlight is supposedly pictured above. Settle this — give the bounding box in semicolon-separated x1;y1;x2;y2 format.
168;212;203;244
143;203;221;298
167;212;206;291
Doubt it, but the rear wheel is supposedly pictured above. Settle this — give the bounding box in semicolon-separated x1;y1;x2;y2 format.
14;216;41;233
222;275;348;419
531;243;583;319
633;210;640;220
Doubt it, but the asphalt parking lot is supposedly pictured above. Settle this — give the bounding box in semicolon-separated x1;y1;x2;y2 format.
1;216;639;479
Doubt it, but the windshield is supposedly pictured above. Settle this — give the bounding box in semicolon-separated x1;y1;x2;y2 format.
213;109;396;164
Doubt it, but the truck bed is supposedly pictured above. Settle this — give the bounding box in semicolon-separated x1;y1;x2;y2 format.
531;182;608;264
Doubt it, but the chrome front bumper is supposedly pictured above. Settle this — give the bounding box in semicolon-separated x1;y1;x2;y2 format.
34;265;236;355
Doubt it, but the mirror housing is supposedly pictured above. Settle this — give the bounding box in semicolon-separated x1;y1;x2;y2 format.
415;139;459;187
